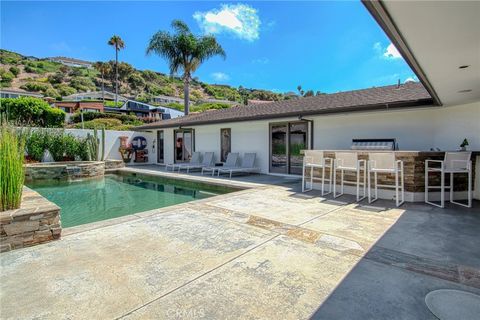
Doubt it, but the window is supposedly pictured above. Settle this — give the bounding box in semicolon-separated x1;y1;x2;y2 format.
220;128;231;162
157;130;164;163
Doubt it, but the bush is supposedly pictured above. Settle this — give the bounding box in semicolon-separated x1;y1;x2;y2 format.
25;129;47;161
9;66;20;77
55;84;77;96
0;70;15;87
73;118;122;130
70;112;143;125
0;50;22;65
104;100;124;108
47;72;64;84
166;102;184;111
63;134;80;159
45;130;66;161
0;122;25;211
0;97;65;127
20;81;49;92
190;102;231;113
70;76;96;92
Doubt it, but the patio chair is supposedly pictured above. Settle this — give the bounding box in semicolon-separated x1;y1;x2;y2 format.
367;152;404;207
302;150;333;195
425;152;472;208
217;153;260;178
180;152;215;173
333;152;366;201
202;152;239;176
165;152;201;172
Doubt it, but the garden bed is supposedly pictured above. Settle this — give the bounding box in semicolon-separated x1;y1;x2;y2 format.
25;161;105;181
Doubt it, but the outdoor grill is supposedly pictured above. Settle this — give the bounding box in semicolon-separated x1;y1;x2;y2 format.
351;139;397;150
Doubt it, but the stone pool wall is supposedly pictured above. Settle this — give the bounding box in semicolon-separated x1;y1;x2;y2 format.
105;159;125;170
25;161;105;181
1;188;61;252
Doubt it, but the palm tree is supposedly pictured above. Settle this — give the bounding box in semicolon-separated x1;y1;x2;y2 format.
146;20;225;115
93;62;111;103
108;35;125;107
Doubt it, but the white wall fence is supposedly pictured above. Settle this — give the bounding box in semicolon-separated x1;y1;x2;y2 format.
30;128;156;164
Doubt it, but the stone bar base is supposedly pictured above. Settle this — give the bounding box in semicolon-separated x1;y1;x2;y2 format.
1;188;61;252
305;151;478;202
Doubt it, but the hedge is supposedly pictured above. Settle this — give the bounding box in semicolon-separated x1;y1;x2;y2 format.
0;97;66;127
70;112;143;125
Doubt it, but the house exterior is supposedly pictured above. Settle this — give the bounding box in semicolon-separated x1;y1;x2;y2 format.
63;91;127;102
105;99;184;120
0;89;43;99
48;56;93;69
53;101;104;114
152;95;185;105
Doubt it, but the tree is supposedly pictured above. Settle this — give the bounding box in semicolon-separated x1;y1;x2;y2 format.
304;90;314;97
146;20;226;115
108;35;125;107
297;85;304;97
93;62;111;102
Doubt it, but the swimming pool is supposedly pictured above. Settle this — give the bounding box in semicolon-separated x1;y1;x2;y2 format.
26;173;236;228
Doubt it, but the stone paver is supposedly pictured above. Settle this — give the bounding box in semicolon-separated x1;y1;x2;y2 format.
1;168;479;320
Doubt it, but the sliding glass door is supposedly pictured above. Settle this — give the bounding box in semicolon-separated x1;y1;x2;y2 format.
174;129;194;163
269;121;310;174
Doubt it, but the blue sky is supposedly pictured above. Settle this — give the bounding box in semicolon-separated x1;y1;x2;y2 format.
1;1;417;93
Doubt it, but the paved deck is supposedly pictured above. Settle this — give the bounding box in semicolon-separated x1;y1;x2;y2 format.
1;166;479;319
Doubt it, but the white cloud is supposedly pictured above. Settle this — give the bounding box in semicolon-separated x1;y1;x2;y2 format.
373;42;403;60
193;4;261;41
211;72;230;82
383;43;402;59
404;76;417;83
252;57;269;64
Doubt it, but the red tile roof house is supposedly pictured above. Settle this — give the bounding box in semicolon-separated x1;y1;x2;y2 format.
53;101;104;114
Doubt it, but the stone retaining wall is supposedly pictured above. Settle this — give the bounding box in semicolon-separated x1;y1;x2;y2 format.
25;161;105;181
1;188;61;252
105;159;125;170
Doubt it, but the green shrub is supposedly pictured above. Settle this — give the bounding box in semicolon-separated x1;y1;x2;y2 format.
20;81;49;92
104;100;124;108
47;72;64;84
190;102;231;113
9;66;20;77
0;122;25;211
45;130;65;161
55;84;77;96
63;134;80;159
74;118;122;129
25;129;47;161
0;50;22;65
0;97;65;127
70;76;96;92
70;112;143;125
166;102;184;111
0;70;15;87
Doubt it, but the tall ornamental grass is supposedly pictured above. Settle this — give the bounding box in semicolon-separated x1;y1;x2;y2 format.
0;122;26;211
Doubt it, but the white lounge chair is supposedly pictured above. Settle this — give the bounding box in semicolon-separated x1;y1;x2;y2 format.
217;153;260;178
181;152;215;173
165;152;201;172
202;152;239;176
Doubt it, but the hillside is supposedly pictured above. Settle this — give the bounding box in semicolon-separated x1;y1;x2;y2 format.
0;49;288;111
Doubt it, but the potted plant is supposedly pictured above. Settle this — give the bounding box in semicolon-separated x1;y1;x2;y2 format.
460;138;469;151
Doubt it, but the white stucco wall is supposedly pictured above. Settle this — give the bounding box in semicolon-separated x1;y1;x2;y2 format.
64;129;156;163
153;101;479;174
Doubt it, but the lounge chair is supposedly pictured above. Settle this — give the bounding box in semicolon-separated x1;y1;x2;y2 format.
202;152;239;176
165;152;201;172
180;152;215;173
217;153;260;178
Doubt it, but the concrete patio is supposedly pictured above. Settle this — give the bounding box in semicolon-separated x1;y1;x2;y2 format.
1;166;479;319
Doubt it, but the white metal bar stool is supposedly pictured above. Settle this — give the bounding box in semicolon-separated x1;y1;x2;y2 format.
302;150;333;195
367;152;405;207
333;152;366;201
425;152;472;208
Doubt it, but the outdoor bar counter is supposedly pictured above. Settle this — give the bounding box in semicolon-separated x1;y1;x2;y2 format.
308;150;479;202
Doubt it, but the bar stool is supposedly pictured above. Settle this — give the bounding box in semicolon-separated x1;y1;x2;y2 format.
367;152;405;207
425;152;472;208
302;150;333;195
333;152;366;201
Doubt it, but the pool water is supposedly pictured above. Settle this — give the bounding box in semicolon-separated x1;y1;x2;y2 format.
26;174;234;228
